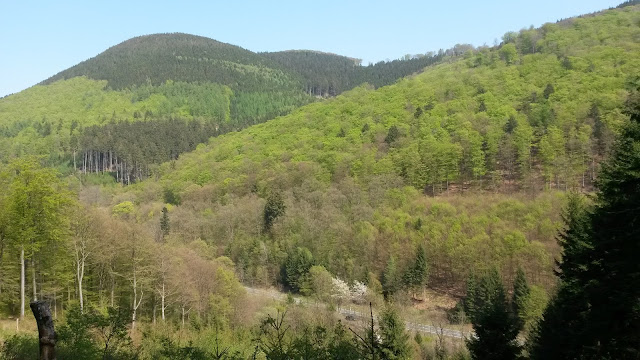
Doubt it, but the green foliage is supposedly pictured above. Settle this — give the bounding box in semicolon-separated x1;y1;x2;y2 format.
0;334;38;360
528;194;592;359
382;256;400;298
403;244;428;292
303;265;334;300
283;247;314;292
466;269;522;360
112;201;135;217
499;43;518;65
263;191;286;232
158;338;210;360
378;306;412;360
385;125;400;144
43;33;296;92
160;207;170;239
511;267;530;330
531;87;640;358
58;305;133;360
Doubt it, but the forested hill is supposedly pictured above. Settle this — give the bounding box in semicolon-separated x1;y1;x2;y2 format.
0;33;458;182
125;4;640;293
41;33;298;92
42;32;449;96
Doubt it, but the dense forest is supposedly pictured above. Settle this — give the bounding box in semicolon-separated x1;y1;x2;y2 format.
0;3;639;360
0;33;470;183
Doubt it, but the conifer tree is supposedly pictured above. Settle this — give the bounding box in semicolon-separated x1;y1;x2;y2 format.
159;207;170;240
581;82;640;357
466;269;521;360
511;267;530;330
378;306;411;360
531;84;640;358
464;274;478;321
403;244;428;298
528;194;592;359
264;191;286;233
382;256;399;298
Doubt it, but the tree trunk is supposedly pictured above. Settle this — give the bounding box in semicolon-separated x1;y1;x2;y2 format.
78;268;84;312
32;258;37;301
110;275;115;307
20;246;25;318
30;301;56;360
131;263;143;331
161;281;166;321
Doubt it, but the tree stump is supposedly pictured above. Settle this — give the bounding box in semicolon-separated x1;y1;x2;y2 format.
30;301;56;360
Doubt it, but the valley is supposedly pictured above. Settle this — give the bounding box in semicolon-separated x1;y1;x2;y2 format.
0;2;639;359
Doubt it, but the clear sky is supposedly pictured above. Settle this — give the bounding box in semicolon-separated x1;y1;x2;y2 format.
0;0;621;97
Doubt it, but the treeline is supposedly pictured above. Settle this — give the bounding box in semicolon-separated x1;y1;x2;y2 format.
263;49;448;97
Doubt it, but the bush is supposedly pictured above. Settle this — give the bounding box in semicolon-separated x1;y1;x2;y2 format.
0;334;38;360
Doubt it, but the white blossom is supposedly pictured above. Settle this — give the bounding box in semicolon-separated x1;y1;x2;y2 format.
331;277;351;302
350;281;368;304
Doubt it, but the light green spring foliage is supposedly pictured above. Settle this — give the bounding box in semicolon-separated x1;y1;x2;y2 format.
121;6;640;291
0;77;312;164
158;6;639;193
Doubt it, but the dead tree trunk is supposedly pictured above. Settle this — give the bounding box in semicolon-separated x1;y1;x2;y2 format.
30;301;56;360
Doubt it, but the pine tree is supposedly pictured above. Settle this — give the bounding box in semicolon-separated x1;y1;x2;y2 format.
264;191;286;233
382;256;399;299
159;207;170;240
466;269;521;360
403;244;428;298
378;306;411;360
528;194;592;359
511;267;529;330
581;82;640;357
464;274;478;321
531;85;640;359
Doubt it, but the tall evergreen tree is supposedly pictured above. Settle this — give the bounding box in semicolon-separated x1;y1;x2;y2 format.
159;206;170;240
382;256;399;299
528;194;592;359
581;82;640;358
531;84;640;359
263;191;286;233
378;306;411;360
466;269;521;360
464;274;479;322
403;244;428;298
511;267;530;330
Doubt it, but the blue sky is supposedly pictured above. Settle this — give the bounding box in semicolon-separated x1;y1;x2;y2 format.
0;0;621;97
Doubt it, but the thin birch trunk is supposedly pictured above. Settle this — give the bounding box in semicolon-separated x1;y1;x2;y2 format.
20;246;25;318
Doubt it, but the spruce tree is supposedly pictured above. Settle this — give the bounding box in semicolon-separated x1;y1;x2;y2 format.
528;194;592;359
382;256;399;298
264;191;286;233
466;269;521;360
403;244;428;298
511;267;530;330
582;83;640;357
378;306;411;360
464;274;478;321
159;206;170;240
531;85;640;358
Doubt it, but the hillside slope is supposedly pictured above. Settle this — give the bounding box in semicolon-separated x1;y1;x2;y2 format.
119;5;640;293
42;33;299;92
0;33;457;179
